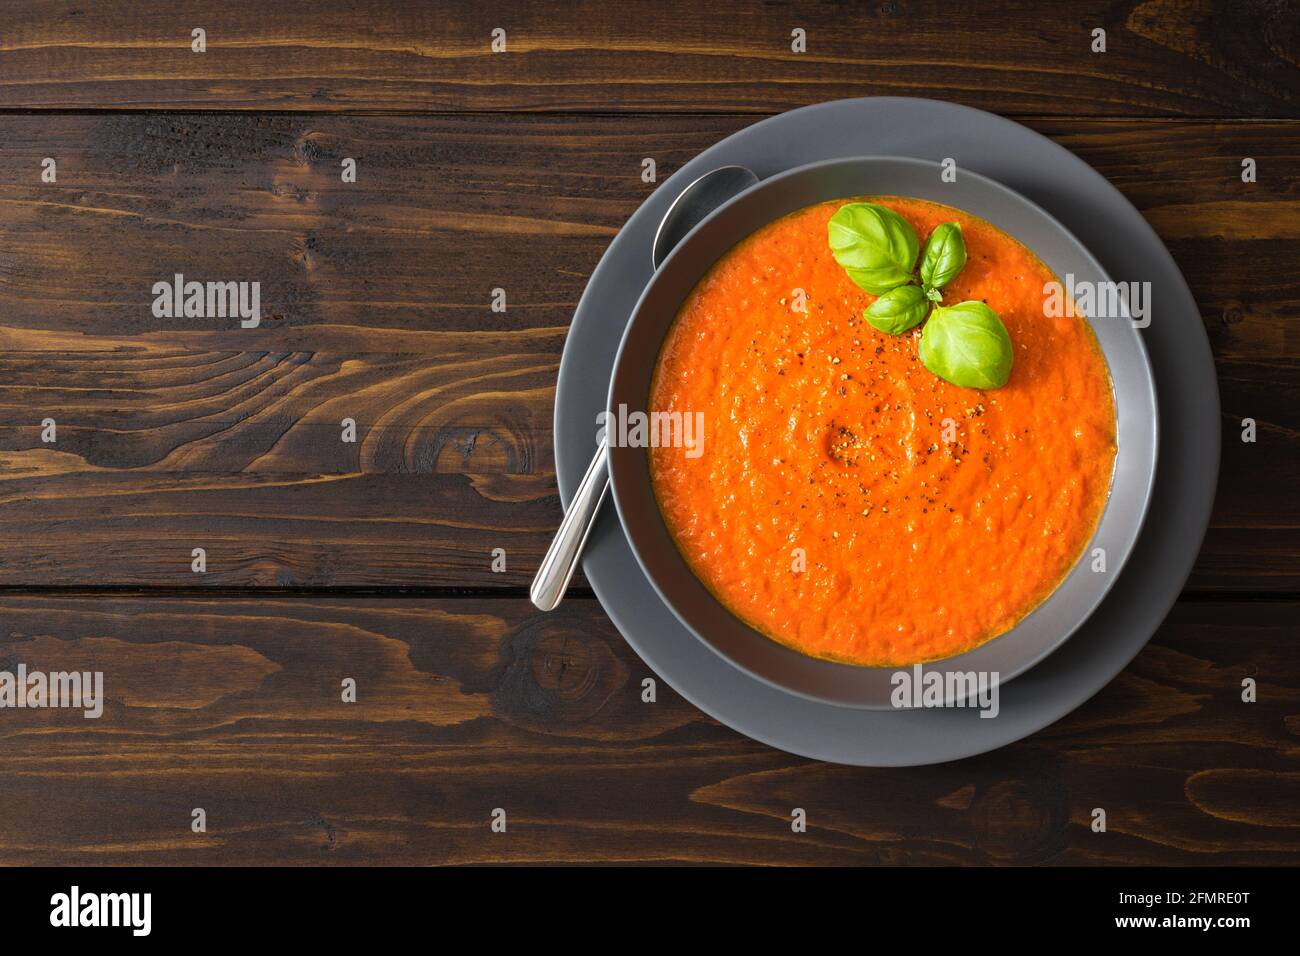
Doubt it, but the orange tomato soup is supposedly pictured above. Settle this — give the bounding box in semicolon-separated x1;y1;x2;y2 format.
648;197;1116;666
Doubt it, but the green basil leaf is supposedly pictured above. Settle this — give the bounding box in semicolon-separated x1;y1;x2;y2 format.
919;301;1013;389
827;202;919;295
919;221;967;292
864;284;929;335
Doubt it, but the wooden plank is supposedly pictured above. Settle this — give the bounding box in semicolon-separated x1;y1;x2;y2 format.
1;0;1297;116
0;114;1294;589
0;113;731;334
0;595;1294;865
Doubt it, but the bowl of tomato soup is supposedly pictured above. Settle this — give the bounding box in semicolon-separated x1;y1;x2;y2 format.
606;157;1157;709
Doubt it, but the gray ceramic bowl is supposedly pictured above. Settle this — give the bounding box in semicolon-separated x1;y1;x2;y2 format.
606;156;1157;709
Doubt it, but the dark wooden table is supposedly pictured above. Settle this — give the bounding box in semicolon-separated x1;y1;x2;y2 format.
0;0;1296;865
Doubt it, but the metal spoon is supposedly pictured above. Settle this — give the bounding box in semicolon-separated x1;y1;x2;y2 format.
530;164;759;611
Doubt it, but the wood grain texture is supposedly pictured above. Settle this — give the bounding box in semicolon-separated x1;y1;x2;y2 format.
0;595;1293;865
0;114;1294;589
1;0;1298;115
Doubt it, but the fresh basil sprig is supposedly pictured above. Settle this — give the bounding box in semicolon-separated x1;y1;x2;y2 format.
826;202;1013;389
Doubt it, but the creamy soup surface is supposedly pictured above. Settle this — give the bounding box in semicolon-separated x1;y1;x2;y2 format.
648;196;1117;667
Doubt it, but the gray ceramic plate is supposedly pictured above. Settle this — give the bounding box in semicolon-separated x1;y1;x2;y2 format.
554;97;1218;766
606;156;1157;709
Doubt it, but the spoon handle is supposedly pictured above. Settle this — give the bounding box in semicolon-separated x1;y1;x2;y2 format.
530;437;610;611
531;165;758;612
